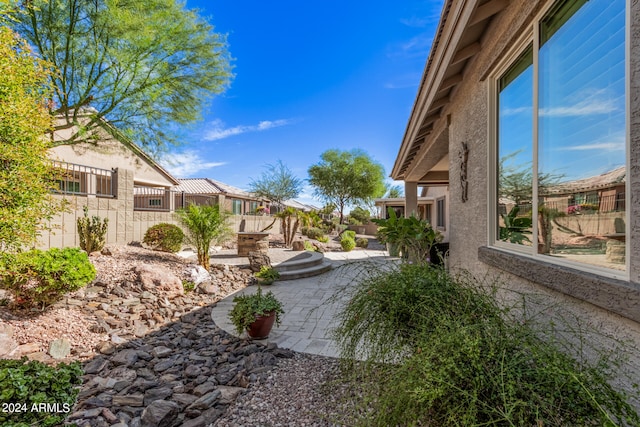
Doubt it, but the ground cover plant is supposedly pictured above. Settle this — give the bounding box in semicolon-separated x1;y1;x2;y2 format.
0;358;82;427
332;263;640;426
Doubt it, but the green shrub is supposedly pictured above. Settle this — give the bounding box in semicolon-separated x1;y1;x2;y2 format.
305;227;325;240
255;266;280;285
317;235;330;243
77;206;108;253
303;240;315;251
0;247;96;309
0;358;82;427
342;230;356;240
356;237;368;248
333;264;640;426
143;223;184;253
340;236;356;252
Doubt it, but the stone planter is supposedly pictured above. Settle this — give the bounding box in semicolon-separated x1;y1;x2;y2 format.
237;232;270;257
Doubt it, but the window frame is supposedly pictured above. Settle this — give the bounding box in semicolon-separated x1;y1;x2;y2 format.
436;197;446;230
487;0;630;281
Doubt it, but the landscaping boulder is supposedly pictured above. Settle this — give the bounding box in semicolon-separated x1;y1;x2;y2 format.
291;240;305;251
134;265;184;298
248;251;271;273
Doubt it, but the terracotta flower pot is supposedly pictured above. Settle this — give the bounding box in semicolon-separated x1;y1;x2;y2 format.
247;311;277;339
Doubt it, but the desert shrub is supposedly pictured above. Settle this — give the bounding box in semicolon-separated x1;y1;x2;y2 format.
143;223;184;253
0;247;96;309
356;237;368;248
340;236;356;252
300;226;309;236
77;206;108;253
303;240;315;251
0;358;82;427
333;264;640;426
342;230;356;240
317;235;330;243
305;227;325;240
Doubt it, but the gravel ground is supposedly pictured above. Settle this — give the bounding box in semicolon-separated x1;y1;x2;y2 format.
214;353;357;427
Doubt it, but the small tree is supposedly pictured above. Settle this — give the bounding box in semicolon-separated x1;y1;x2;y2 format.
0;27;63;251
308;149;386;224
349;207;371;225
248;160;303;212
177;204;231;270
276;207;301;248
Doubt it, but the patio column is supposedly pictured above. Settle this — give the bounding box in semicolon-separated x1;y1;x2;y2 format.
405;181;418;218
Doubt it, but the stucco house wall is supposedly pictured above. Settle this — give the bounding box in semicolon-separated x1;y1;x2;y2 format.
393;0;640;401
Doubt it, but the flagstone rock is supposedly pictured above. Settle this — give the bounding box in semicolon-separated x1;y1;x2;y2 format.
49;337;71;359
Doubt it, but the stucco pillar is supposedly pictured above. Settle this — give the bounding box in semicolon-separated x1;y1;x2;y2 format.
404;181;418;218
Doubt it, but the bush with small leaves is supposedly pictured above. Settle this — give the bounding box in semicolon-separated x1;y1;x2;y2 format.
0;358;83;426
340;236;356;252
143;223;184;253
317;235;330;243
0;247;96;309
305;227;325;240
343;230;356;240
77;206;108;253
356;237;369;248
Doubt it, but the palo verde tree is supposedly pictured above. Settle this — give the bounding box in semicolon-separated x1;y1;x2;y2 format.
308;149;386;224
0;26;62;251
12;0;233;154
248;160;303;212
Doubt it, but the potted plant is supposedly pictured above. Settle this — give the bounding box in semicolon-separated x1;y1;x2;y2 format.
228;286;284;339
255;266;280;285
372;208;402;256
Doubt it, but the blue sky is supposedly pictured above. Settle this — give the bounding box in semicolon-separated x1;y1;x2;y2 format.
159;1;444;206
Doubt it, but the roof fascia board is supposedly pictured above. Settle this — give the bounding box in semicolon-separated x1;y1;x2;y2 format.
392;0;479;179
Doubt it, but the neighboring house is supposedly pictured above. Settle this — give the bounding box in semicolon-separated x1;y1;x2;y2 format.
392;0;639;397
282;199;320;213
40;114;181;248
173;178;269;215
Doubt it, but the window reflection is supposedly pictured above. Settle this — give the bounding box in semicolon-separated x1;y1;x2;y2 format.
497;47;533;246
538;0;626;269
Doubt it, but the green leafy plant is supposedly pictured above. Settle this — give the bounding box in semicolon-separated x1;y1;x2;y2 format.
77;206;108;253
317;235;330;243
255;266;280;285
373;208;442;263
499;205;532;244
333;263;640;426
143;223;184;253
0;247;96;309
305;227;325;240
177;204;231;270
0;358;82;427
340;235;356;252
228;287;284;335
303;240;315;252
356;237;369;248
182;280;195;293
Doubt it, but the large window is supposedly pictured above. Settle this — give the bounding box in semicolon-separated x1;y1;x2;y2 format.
494;0;626;273
232;199;243;215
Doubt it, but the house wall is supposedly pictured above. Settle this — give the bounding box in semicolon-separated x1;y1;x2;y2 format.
50;135;174;188
439;0;640;400
37;168;282;249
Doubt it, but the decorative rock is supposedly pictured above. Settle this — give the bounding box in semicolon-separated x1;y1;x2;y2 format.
143;386;173;406
49;338;71;359
0;332;18;357
187;265;211;285
291;240;305;251
248;251;271;272
217;386;245;404
112;394;144;407
187;390;221;410
134;265;184;298
84;357;110;375
140;400;180;427
192;381;216;397
197;282;220;295
111;349;139;367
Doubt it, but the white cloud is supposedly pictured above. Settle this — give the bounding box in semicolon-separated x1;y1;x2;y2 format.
559;142;625;151
160;151;226;178
540;99;618;117
203;118;293;141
